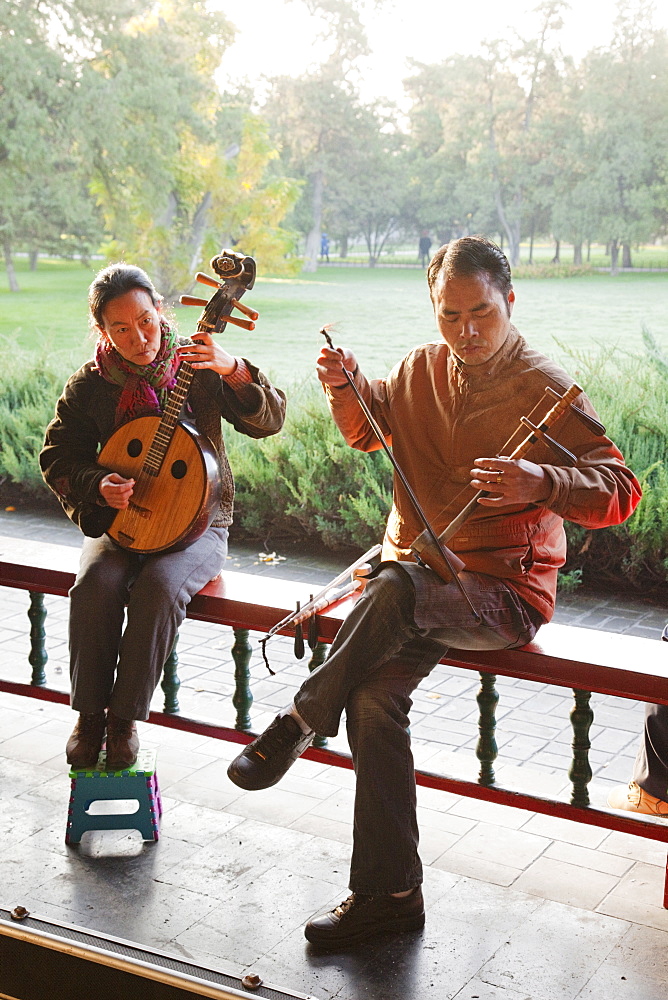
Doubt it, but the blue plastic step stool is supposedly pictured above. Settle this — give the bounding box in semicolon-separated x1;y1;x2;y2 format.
66;748;162;845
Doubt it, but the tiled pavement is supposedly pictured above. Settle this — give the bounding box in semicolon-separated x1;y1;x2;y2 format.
1;505;668;1000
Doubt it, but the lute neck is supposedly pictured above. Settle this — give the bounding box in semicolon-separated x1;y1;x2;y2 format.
142;359;196;476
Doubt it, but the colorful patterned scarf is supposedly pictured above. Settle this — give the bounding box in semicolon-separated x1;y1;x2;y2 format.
95;320;181;427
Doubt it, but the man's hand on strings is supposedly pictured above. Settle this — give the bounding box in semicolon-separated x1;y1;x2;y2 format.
177;332;238;377
99;472;134;509
317;344;358;387
471;457;551;507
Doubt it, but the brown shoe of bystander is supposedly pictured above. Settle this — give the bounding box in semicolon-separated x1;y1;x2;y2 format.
607;781;668;817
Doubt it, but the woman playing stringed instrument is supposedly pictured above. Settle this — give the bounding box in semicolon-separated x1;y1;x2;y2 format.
40;261;285;771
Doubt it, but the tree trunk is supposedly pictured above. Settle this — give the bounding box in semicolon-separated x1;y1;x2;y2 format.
528;225;535;264
573;241;582;265
622;242;632;268
339;234;348;258
188;191;212;274
29;250;38;270
3;241;19;292
551;239;560;264
610;238;619;276
493;195;521;265
303;169;323;273
586;240;591;262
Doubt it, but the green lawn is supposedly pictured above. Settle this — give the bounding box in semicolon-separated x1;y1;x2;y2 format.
2;257;667;386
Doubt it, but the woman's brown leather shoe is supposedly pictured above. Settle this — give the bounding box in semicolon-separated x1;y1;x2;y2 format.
105;711;139;771
66;712;106;769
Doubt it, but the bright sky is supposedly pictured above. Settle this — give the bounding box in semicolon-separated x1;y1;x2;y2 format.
214;0;668;107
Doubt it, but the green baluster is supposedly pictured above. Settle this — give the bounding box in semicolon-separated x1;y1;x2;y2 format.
28;591;47;686
476;671;498;786
161;634;180;714
308;640;328;749
569;687;593;807
232;628;253;731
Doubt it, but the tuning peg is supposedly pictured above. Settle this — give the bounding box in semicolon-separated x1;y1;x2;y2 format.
294;602;305;659
307;595;319;650
545;387;606;436
180;295;209;307
194;273;259;320
196;271;223;289
224;314;255;331
231;298;259;321
520;417;578;466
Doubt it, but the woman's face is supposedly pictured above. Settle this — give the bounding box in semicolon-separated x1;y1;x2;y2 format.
98;288;163;366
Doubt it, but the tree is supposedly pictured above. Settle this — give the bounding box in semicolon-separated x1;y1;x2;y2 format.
404;2;569;265
0;1;103;289
577;2;668;272
0;0;300;294
263;0;389;271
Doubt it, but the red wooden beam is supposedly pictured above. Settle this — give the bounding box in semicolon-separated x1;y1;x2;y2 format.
2;678;666;849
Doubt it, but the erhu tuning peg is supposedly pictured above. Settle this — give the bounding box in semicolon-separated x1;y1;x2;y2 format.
307;594;318;650
520;417;578;467
231;298;259;321
294;601;305;659
545;386;606;436
223;314;256;331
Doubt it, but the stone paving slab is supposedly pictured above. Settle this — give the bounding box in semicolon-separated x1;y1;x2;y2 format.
1;690;668;1000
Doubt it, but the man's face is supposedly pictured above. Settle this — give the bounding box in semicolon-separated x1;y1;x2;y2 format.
431;271;515;366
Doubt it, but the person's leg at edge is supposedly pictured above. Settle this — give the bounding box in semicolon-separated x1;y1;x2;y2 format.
608;702;668;815
66;535;136;767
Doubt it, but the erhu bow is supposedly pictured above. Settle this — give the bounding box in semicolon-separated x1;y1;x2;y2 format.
320;327;480;623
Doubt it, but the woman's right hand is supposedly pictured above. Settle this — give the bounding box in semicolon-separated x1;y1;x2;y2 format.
316;345;358;387
99;472;135;509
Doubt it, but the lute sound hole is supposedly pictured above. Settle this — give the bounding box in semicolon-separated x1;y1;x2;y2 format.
171;460;187;480
127;439;143;458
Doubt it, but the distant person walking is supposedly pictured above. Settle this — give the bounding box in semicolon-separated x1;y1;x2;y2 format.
320;233;330;262
418;232;432;268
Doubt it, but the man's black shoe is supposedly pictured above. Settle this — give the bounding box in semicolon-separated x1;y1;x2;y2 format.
227;714;314;790
304;887;425;948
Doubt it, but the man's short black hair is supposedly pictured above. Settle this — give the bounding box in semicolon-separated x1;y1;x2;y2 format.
427;236;513;304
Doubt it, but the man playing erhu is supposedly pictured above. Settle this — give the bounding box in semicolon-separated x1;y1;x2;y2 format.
228;236;641;948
